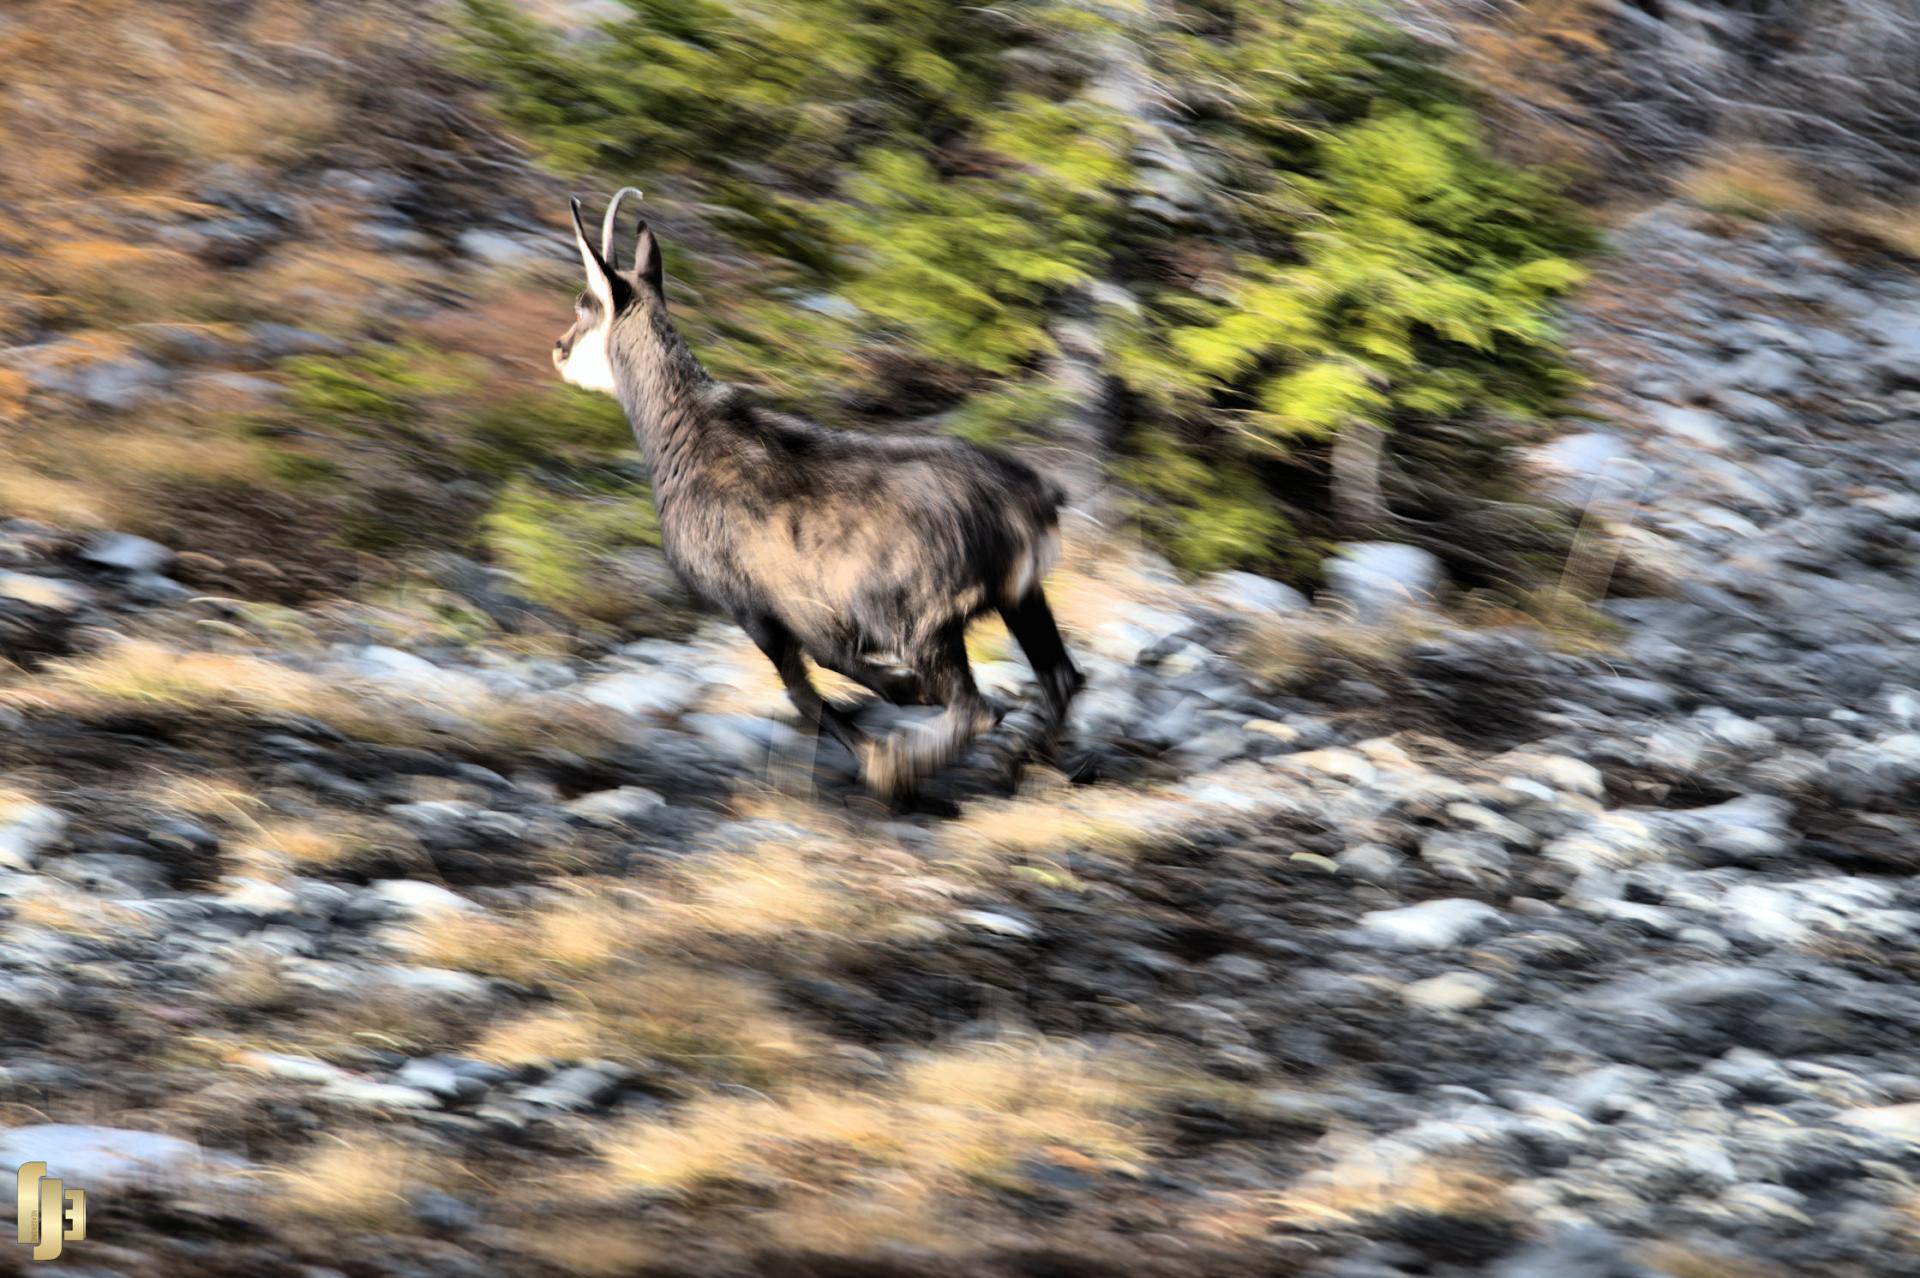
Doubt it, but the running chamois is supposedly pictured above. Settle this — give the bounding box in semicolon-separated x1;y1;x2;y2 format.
552;189;1083;799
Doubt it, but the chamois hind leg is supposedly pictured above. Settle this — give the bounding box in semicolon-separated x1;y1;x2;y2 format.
857;621;996;800
813;651;931;706
741;613;865;756
998;587;1084;729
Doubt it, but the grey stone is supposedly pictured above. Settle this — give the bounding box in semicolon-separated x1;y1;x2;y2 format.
1716;347;1804;396
1649;405;1735;450
517;1065;625;1110
0;1125;250;1189
1204;570;1308;616
1324;542;1446;619
1418;832;1511;887
1;342;170;410
1560;1064;1657;1119
580;669;702;718
457;229;541;266
1527;430;1640;503
82;533;173;573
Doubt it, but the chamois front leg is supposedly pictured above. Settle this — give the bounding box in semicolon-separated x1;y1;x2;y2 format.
741;614;866;756
858;621;998;800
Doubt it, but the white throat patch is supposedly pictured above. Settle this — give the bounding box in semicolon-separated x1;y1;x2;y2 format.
559;314;617;395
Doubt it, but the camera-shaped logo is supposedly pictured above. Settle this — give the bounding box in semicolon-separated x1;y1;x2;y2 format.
15;1162;86;1262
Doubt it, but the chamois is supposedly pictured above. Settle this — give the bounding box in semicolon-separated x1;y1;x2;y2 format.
553;189;1083;798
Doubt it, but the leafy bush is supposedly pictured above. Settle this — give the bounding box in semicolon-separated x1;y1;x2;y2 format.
457;0;1593;584
283;343;475;431
483;479;660;618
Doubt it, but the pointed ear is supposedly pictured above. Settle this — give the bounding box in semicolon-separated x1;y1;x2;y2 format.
569;196;616;313
630;223;664;294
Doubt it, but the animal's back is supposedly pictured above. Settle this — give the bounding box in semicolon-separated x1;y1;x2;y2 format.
684;401;1065;652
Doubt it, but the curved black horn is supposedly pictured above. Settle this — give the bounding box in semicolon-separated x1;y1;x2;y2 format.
600;187;644;272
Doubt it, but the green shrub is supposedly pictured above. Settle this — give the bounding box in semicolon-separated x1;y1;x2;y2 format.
455;0;1594;584
283;343;475;430
483;478;660;617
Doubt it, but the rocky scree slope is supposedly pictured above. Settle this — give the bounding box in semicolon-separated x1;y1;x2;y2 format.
0;203;1919;1275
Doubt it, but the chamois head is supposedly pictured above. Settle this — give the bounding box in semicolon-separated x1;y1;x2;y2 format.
553;187;664;394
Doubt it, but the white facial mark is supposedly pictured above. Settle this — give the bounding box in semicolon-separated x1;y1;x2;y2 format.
558;315;617;395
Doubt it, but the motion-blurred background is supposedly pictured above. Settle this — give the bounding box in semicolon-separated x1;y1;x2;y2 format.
4;1;1920;1275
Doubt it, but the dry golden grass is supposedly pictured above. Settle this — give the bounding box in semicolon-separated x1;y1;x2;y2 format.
217;945;301;1014
0;467;117;529
503;1222;661;1278
7;884;148;938
0;370;26;420
144;773;270;825
1267;1145;1512;1229
1682;144;1920;257
472;964;816;1083
0;781;42;821
407;881;824;1079
246;245;431;333
940;786;1170;871
269;1131;456;1229
0;408;277;531
6;637;618;756
592;1037;1146;1201
27;240;224;325
158;83;338;167
16;639;358;722
409;844;880;980
406;886;638;984
1236;607;1427;691
1456;0;1614;173
668;842;870;942
1634;1241;1791;1278
235;817;388;874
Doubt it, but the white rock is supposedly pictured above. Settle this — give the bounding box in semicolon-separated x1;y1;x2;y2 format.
1841;1103;1920;1141
1359;899;1507;950
0;572;92;611
1402;971;1495;1012
1336;843;1403;883
367;879;478;917
0;802;66;871
321;1079;440;1110
1277;747;1377;786
565;786;666;823
219;877;297;915
956;909;1039;938
231;1051;352;1085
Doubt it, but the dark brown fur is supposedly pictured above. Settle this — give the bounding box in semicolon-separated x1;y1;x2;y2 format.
556;195;1082;796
